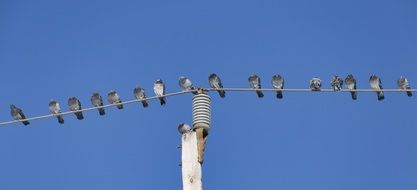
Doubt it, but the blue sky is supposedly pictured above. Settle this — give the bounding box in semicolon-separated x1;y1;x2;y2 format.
1;0;417;189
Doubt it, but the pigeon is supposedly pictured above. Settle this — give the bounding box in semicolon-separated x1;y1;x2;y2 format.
10;104;30;126
248;74;264;98
68;97;84;120
178;123;192;135
179;76;195;91
271;74;284;99
310;77;322;91
91;92;105;115
344;74;357;100
108;90;123;109
49;100;64;124
208;73;226;98
397;76;412;97
133;87;149;108
154;79;166;105
369;74;384;101
331;75;343;91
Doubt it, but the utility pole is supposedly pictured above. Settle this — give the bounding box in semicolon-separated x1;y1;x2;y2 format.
181;88;211;190
181;131;202;190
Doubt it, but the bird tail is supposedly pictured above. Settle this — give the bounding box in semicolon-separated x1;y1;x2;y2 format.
57;115;64;124
117;104;124;109
256;90;264;98
142;101;149;108
406;87;413;97
218;90;226;98
406;91;413;97
160;97;166;105
351;91;357;100
98;108;105;116
377;91;384;101
22;120;30;126
276;91;283;99
75;112;84;120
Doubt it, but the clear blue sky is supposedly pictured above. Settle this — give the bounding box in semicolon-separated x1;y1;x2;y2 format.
1;0;417;189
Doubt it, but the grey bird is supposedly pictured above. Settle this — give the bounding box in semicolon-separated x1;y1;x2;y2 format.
331;75;343;91
344;74;357;100
179;76;195;91
310;77;322;91
248;74;264;98
91;92;105;115
68;97;84;120
208;73;225;98
369;74;384;101
10;104;30;126
178;123;192;135
108;90;123;109
133;87;149;108
49;100;64;124
271;74;284;99
154;79;166;105
397;76;412;97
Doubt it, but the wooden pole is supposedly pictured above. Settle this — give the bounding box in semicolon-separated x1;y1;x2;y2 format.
195;127;207;164
181;131;203;190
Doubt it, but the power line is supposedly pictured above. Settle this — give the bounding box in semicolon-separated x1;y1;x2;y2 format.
0;90;194;126
211;88;417;92
0;88;415;126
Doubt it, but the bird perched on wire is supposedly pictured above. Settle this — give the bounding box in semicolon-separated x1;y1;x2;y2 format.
154;79;166;105
397;76;412;97
248;74;264;98
369;74;384;101
178;123;192;135
208;73;225;98
91;92;105;115
179;76;197;94
344;74;357;100
310;77;322;91
271;74;284;99
49;100;64;124
68;97;84;120
331;75;343;91
10;104;29;126
108;90;123;109
133;87;149;108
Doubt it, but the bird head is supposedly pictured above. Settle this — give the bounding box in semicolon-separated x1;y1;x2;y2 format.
209;73;217;80
370;74;377;80
108;90;117;96
248;74;259;83
273;74;283;80
49;100;57;106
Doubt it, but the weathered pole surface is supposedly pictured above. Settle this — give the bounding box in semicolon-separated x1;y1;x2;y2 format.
181;131;203;190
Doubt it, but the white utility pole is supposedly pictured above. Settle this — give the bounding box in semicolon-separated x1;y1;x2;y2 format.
181;131;202;190
181;89;211;190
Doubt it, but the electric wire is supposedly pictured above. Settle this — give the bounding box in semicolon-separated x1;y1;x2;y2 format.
209;88;417;92
0;90;195;126
0;88;415;126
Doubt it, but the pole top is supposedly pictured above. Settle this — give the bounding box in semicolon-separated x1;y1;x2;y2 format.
195;87;208;95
